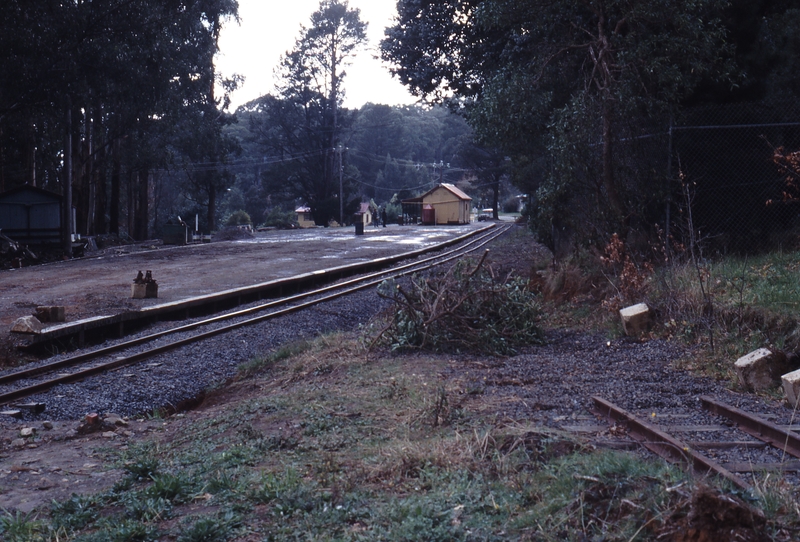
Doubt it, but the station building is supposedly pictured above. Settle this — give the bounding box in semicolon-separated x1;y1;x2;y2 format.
402;183;472;225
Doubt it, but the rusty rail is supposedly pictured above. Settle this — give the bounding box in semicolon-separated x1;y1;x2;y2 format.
700;395;800;459
592;396;751;490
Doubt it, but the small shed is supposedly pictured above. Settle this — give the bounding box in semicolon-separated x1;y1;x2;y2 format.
355;203;373;227
0;185;64;245
402;183;472;225
295;206;315;228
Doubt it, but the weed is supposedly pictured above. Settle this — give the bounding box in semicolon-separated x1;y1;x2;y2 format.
215;444;260;468
146;472;193;503
177;512;238;542
749;474;800;522
367;468;517;541
248;469;321;517
119;443;160;481
650;249;800;380
50;493;102;531
124;495;174;522
0;509;50;542
379;377;409;400
411;385;457;428
83;518;162;542
600;232;654;312
205;468;244;495
11;333;796;540
515;448;684;539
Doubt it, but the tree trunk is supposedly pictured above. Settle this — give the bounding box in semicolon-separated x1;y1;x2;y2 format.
127;169;134;238
27;122;36;187
136;168;149;240
207;182;216;232
86;109;95;236
63;98;73;258
602;97;624;219
0;125;4;192
110;136;121;235
330;41;340;224
492;175;500;220
93;107;107;235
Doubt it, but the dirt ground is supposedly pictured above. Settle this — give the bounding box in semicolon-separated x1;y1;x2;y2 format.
0;224;483;365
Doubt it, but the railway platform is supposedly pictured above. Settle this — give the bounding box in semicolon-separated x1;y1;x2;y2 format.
0;223;487;362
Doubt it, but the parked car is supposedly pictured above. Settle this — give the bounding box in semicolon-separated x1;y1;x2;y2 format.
477;208;493;221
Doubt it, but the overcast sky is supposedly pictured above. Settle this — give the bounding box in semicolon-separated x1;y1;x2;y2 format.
214;0;418;110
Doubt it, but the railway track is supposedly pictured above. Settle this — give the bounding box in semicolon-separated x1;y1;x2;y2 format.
590;395;800;490
0;223;512;408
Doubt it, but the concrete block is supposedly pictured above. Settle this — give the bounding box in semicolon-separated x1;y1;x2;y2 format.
11;315;43;334
782;369;800;407
131;282;158;299
735;348;789;392
35;306;65;322
104;414;128;426
619;303;651;336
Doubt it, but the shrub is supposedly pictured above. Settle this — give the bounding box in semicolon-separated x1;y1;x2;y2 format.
262;207;298;229
503;195;520;213
376;256;545;355
225;210;251;227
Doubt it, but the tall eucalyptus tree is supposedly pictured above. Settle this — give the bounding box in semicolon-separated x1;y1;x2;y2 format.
264;0;367;225
0;0;239;248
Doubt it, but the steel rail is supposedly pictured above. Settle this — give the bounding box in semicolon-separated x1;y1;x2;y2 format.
592;396;751;490
0;224;512;405
700;395;800;459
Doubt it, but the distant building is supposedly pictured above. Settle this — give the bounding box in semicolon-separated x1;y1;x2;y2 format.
295;206;315;228
0;185;65;245
402;183;472;225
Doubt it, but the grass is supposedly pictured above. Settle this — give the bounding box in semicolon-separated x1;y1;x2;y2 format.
3;331;796;540
524;223;800;385
638;249;800;387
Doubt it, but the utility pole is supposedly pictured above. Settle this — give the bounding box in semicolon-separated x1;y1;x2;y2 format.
337;144;343;226
432;160;445;184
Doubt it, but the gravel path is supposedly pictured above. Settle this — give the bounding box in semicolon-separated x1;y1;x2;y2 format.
451;329;800;484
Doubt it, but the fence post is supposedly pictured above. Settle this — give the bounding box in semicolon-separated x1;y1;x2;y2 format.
665;114;673;262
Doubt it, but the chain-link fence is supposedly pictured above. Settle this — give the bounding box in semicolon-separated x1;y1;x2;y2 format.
612;102;800;257
671;103;800;255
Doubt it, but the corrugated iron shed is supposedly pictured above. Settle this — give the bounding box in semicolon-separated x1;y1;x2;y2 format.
0;185;63;245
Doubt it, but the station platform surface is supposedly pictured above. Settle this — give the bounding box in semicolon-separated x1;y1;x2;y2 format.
0;223;486;359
